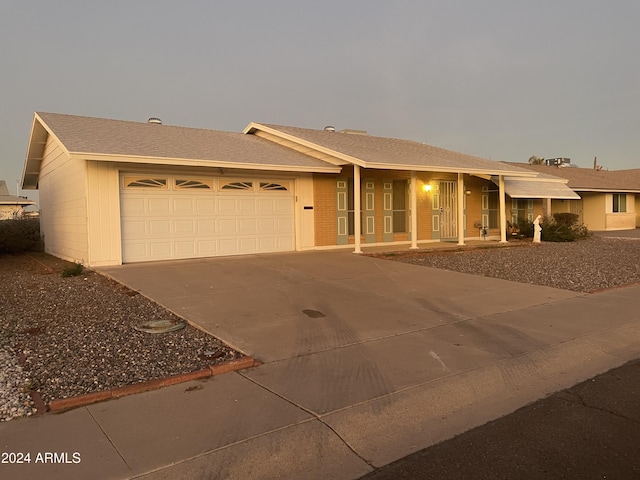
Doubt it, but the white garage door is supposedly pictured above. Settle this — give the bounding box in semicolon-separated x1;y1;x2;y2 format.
120;175;295;263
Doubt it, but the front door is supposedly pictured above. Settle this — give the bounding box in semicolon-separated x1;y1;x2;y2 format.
440;181;458;239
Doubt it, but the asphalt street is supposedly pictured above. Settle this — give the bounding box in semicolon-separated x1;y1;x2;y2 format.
360;358;640;480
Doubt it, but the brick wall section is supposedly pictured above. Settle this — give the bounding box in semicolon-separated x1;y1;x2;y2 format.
464;175;488;235
313;174;338;246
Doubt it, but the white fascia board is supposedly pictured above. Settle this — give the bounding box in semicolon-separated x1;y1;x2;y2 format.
22;114;72;189
504;176;570;184
70;153;343;174
572;188;640;193
509;193;582;199
365;163;539;177
244;122;366;167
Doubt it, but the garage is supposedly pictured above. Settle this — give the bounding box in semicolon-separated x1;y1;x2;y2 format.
120;174;295;263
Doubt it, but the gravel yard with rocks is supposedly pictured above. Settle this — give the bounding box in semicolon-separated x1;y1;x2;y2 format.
2;235;639;422
377;236;640;293
0;253;242;422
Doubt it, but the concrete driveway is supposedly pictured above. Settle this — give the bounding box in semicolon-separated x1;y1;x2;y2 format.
88;250;640;478
101;250;586;363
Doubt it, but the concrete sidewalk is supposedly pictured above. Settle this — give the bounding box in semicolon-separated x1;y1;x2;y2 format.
2;250;640;479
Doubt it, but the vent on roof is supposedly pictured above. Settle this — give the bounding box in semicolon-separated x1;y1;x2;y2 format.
324;126;336;132
338;129;367;135
147;117;162;125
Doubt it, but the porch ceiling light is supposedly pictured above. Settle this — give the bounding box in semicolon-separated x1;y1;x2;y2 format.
423;184;432;192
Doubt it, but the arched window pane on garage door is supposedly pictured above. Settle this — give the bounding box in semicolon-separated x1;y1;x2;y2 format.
124;177;167;189
221;181;253;191
175;179;213;189
260;182;289;191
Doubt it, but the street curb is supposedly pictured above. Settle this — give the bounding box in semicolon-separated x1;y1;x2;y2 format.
48;356;257;413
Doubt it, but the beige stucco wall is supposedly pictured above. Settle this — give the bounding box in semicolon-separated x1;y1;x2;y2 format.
604;193;636;230
581;193;606;231
576;192;636;231
295;174;315;250
38;136;89;263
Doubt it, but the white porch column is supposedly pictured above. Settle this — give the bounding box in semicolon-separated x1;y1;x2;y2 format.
499;175;507;243
410;171;418;249
545;197;552;217
457;172;465;246
353;164;362;254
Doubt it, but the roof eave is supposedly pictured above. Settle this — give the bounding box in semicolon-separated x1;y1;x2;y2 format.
22;113;71;189
572;188;640;193
508;194;581;199
70;152;342;174
0;200;37;206
365;163;538;176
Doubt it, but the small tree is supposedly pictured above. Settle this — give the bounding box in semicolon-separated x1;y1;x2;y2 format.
528;156;545;165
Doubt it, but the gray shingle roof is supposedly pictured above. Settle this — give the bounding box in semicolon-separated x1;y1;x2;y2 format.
35;112;338;171
506;163;640;192
256;123;533;175
0;180;35;205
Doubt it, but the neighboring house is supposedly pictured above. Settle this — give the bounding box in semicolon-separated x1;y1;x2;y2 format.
21;112;578;266
507;163;640;231
0;180;36;220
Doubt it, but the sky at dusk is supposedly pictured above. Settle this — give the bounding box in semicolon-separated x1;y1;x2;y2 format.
1;0;639;202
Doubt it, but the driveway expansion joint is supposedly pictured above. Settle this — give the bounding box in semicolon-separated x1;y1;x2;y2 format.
237;370;376;469
86;407;133;471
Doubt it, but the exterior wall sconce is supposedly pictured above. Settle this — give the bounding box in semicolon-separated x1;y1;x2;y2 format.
423;184;432;192
465;190;472;195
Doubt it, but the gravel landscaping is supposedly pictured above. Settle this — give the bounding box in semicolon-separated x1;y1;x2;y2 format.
0;253;242;422
374;236;640;293
2;235;639;422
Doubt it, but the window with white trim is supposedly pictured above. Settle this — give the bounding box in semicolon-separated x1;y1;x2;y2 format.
613;193;627;213
392;180;407;233
347;179;363;236
481;187;499;229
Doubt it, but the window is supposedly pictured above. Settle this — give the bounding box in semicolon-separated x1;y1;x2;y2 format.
221;181;253;190
347;179;363;235
485;191;499;228
175;179;212;189
260;182;288;191
511;199;528;224
124;177;167;189
392;180;407;233
613;194;627;213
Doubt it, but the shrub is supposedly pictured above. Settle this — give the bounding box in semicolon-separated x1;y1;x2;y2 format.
61;262;84;278
552;212;580;227
541;214;591;242
507;217;533;239
0;217;43;253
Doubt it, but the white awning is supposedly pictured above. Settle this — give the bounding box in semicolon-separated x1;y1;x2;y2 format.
494;178;581;199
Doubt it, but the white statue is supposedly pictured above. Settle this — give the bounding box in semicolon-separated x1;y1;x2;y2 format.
533;215;542;243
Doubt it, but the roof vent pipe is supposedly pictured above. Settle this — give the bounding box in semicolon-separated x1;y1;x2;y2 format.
147;117;162;125
324;126;336;132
